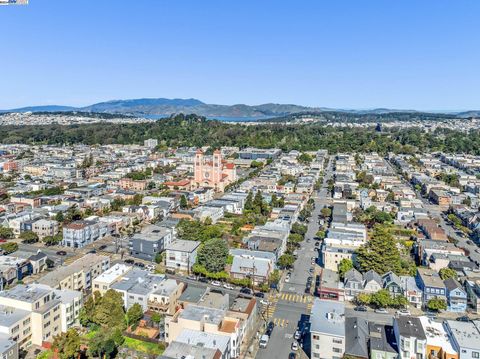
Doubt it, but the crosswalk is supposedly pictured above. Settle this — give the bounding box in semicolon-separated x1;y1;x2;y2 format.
271;317;293;328
276;292;313;304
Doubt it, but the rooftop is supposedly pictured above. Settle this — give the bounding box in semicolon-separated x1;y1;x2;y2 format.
310;299;345;337
165;239;201;253
445;320;480;349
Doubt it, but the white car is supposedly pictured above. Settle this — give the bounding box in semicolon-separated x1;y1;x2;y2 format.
375;308;388;314
223;283;234;290
396;309;411;316
211;281;222;287
294;330;302;340
291;341;299;351
260;299;270;306
285;276;290;283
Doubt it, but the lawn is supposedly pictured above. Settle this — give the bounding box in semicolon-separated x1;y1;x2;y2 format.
36;350;53;359
123;337;164;356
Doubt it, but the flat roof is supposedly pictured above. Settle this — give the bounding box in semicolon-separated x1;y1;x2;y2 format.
94;263;132;284
165;239;200;253
445;320;480;349
310;299;345;337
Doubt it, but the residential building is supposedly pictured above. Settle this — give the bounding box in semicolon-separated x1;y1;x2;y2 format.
310;299;345;359
0;334;18;359
31;219;59;239
394;316;427;359
445;320;480;359
129;224;173;261
38;253;110;292
419;316;458;359
369;323;398;359
62;220;108;248
444;278;467;313
416;268;447;304
165;240;200;273
92;263;132;295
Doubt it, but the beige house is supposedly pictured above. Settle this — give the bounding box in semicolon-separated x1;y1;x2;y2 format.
38;253;110;292
32;219;59;239
92;263;132;295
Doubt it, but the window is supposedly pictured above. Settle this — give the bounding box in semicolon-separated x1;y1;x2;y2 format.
333;348;343;353
333;339;343;344
472;352;479;358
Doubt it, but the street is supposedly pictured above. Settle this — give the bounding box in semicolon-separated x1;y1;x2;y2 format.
256;159;333;359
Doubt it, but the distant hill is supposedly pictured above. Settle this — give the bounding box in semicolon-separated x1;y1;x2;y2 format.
1;97;479;120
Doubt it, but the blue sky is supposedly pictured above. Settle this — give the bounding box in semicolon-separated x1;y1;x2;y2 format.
0;0;479;110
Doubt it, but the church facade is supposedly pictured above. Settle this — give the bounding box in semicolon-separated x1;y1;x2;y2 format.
193;149;237;192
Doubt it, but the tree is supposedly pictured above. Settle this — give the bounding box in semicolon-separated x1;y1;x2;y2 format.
355;225;402;275
356;293;371;305
462;196;472;207
297;153;313;164
55;211;64;223
197;238;229;273
439;268;457;280
0;227;14;239
269;269;281;287
52;328;81;359
315;230;326;239
93;290;126;329
87;331;117;359
370;289;392;308
0;242;18;254
278;254;295;269
43;234;62;246
291;223;307;236
78;295;96;327
180;195;188;209
338;259;353;280
288;233;303;244
427;298;447;311
20;231;39;244
126;303;144;328
320;207;332;219
244;191;253;211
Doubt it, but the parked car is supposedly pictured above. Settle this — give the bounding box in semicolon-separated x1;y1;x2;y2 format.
124;259;134;264
396;309;411;316
134;262;145;268
240;287;253;295
198;277;209;283
266;321;274;336
88;249;97;254
223;283;234;290
186;275;197;281
255;292;265;298
294;330;302;340
260;299;269;306
259;335;269;349
315;242;320;247
456;315;470;322
98;244;107;250
56;250;67;256
291;342;299;351
211;280;222;287
289;353;297;359
285;276;290;283
375;308;388;314
354;306;367;312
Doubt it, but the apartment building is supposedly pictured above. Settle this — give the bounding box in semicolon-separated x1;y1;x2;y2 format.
394;316;427;359
310;299;345;359
129;224;173;261
165;239;201;273
62;220;108;248
419;316;458;359
31;219;59;239
38;253;110;292
166;304;241;358
0;285;62;348
0;334;17;359
92;263;132;295
445;320;480;359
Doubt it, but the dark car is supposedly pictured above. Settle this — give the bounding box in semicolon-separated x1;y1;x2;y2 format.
124;259;134;264
134;262;145;268
240;287;253;295
88;249;97;254
354;306;368;312
98;244;107;250
266;321;274;336
456;316;470;322
255;292;265;298
56;250;67;256
289;353;297;359
198;277;209;283
315;242;320;247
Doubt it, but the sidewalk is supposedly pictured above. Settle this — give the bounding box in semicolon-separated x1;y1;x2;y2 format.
241;317;265;359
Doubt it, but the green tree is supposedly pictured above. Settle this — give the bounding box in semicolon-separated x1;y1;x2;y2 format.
87;331;117;359
43;234;63;246
278;254;295;269
244;191;253;211
126;303;144;328
93;290;126;329
320;207;332;219
291;223;307;236
0;242;18;254
356;293;371;305
55;211;64;223
78;296;95;327
355;225;402;275
297;153;313;164
180;195;188;209
288;233;303;244
427;298;447;311
0;227;14;239
370;289;392;308
20;231;39;244
338;259;353;280
439;268;457;280
197;238;229;273
51;328;81;359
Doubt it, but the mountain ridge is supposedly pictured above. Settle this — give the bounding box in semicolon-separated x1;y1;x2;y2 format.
1;97;478;119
